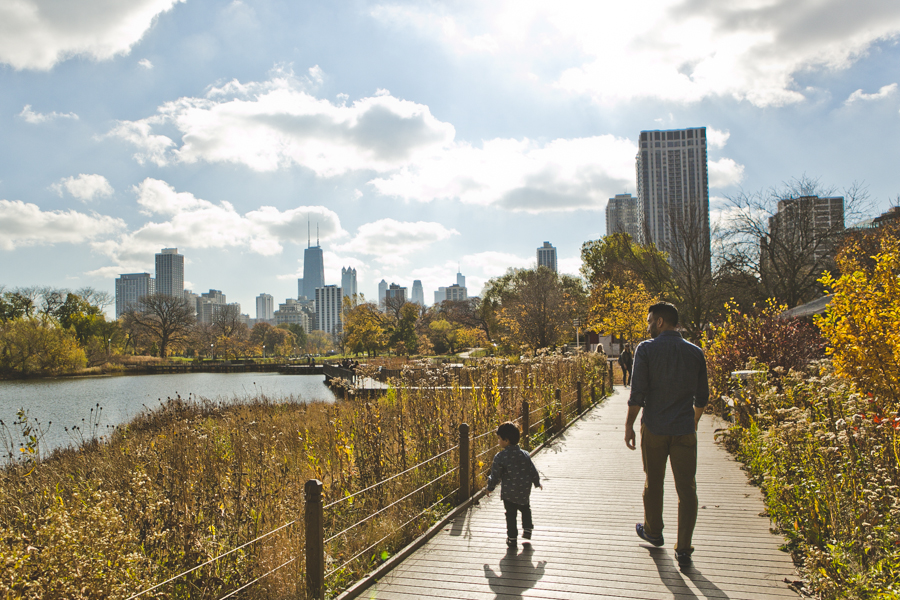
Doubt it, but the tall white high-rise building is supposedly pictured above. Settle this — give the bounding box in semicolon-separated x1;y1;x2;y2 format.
115;273;154;318
606;193;641;240
341;267;358;303
315;285;343;334
377;279;388;309
411;280;425;306
155;248;184;297
256;293;274;321
636;127;710;268
537;242;557;272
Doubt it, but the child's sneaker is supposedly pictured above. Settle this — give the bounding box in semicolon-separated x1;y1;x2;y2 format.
523;529;532;540
506;537;516;548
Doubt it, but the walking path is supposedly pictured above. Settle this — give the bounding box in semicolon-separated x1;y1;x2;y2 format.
365;386;799;599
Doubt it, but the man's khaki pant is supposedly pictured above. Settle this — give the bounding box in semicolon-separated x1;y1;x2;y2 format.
640;423;698;553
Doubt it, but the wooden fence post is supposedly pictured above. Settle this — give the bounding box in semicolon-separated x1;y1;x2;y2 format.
555;388;563;431
591;384;596;406
304;479;324;600
576;380;582;414
458;423;470;504
522;400;530;450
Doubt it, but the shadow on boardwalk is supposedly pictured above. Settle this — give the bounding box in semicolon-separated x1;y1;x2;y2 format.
365;387;798;600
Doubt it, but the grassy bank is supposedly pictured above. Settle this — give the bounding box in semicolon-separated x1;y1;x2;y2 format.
0;353;608;600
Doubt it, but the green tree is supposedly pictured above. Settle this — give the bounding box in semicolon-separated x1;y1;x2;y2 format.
0;316;87;375
343;302;388;356
486;266;584;353
389;302;419;356
0;290;35;321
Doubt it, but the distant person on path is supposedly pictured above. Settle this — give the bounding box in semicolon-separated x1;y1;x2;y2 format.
486;422;543;549
618;344;633;386
624;302;709;568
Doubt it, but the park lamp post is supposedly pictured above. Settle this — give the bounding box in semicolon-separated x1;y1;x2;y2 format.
210;343;214;360
574;318;581;351
262;344;266;359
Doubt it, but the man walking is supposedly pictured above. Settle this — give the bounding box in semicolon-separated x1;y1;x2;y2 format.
624;302;708;568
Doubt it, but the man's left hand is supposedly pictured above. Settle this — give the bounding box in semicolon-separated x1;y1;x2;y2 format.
624;425;636;450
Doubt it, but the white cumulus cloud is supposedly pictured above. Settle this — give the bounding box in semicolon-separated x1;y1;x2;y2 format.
90;178;346;272
708;158;745;189
52;174;114;202
0;0;184;70
138;58;153;69
18;104;78;123
845;83;898;104
0;199;124;250
375;0;900;108
108;71;455;174
370;135;639;213
334;219;459;266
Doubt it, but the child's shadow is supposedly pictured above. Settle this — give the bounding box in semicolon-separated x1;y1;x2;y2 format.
483;545;547;599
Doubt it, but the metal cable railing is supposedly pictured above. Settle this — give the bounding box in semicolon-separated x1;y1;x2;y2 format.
126;519;297;599
325;489;458;578
217;556;297;600
323;444;457;509
324;467;458;544
127;369;607;600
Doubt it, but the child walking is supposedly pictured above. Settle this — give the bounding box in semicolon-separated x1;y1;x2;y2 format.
486;422;542;548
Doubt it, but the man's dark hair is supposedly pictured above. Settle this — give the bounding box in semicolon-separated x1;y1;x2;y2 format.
648;301;679;327
497;422;520;445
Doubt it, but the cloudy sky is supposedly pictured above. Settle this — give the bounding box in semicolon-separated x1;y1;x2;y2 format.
2;0;899;315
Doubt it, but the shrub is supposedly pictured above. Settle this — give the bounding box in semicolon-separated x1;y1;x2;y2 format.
817;234;900;412
703;300;825;405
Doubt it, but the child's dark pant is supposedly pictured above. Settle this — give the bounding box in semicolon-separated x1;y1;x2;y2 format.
503;500;533;539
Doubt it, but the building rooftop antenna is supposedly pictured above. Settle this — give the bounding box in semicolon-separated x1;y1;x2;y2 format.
317;223;319;247
307;216;310;249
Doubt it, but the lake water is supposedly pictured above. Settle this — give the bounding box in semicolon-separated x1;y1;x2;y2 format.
0;373;336;457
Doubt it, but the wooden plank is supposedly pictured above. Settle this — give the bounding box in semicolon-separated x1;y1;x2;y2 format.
361;387;798;600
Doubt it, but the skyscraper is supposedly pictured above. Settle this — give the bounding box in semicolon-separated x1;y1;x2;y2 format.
341;267;358;303
155;248;184;297
456;269;465;288
411;280;425;306
256;293;274;321
636;127;710;268
315;285;343;334
377;279;388;309
606;193;641;240
196;289;226;324
115;273;154;318
302;248;325;301
536;242;557;272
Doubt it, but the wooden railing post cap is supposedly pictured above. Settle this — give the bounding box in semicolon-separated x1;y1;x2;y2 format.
459;423;469;435
305;479;323;500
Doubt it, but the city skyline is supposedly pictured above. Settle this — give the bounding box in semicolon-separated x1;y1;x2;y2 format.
3;1;900;317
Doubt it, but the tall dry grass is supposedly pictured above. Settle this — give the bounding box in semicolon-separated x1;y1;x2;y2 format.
0;353;608;600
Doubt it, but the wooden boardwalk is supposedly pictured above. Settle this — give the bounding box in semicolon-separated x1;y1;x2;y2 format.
364;386;799;599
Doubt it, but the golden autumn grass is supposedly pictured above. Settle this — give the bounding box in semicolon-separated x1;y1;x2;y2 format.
1;353;609;600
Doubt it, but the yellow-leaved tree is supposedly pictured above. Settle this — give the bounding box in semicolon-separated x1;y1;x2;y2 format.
587;279;656;345
816;234;900;408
